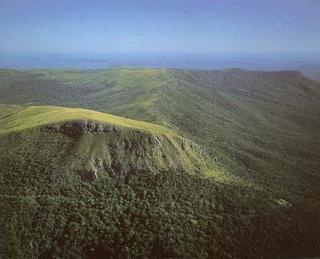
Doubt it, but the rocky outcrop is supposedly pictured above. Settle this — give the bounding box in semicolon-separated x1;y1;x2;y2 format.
42;120;120;139
39;120;207;179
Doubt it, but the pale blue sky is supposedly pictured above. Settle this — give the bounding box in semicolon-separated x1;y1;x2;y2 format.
0;0;319;54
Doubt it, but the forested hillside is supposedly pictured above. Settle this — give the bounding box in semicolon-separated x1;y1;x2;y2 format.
1;68;319;191
1;68;320;258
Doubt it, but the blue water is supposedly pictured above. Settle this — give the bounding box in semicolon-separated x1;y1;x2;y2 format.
0;53;319;73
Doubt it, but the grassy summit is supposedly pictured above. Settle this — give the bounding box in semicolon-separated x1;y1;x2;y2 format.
1;68;320;258
0;105;176;136
1;67;319;191
0;104;209;178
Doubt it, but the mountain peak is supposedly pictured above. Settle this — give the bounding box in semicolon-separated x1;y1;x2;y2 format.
0;105;209;178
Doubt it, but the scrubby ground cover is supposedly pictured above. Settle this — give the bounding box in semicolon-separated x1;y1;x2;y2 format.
2;164;320;258
1;67;320;258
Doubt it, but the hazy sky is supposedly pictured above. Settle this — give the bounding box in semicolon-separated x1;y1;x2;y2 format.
0;0;319;54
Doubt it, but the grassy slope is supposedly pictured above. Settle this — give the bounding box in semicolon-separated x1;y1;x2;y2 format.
1;68;320;258
1;107;319;258
0;68;169;123
0;105;208;177
159;69;320;196
1;68;319;192
0;105;176;136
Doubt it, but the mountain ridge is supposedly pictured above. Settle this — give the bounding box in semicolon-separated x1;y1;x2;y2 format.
1;67;319;190
1;67;320;258
0;105;209;178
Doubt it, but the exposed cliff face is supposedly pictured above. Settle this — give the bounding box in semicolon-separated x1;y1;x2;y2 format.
37;120;208;179
0;106;210;182
42;121;122;139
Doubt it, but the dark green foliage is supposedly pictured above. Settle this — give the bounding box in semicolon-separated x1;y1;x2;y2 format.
1;67;320;258
1;68;319;194
1;162;320;258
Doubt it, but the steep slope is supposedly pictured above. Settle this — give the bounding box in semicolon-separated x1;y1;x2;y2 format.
1;68;319;194
0;105;207;178
1;69;320;258
0;68;169;123
157;69;320;194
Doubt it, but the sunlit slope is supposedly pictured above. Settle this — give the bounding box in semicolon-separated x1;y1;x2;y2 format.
0;105;208;177
0;105;176;136
1;68;320;192
0;68;169;123
1;69;320;258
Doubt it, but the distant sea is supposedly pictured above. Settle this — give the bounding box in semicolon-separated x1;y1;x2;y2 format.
1;52;319;80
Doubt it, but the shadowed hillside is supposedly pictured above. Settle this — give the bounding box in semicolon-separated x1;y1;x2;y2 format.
0;105;207;177
1;68;320;258
1;68;319;192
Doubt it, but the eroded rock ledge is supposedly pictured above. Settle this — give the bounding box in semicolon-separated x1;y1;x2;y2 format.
41;120;120;138
38;120;207;178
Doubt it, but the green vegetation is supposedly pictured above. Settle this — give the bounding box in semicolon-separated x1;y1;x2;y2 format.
1;68;319;192
1;67;320;258
0;68;169;123
0;105;177;136
2;165;320;258
0;105;208;177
